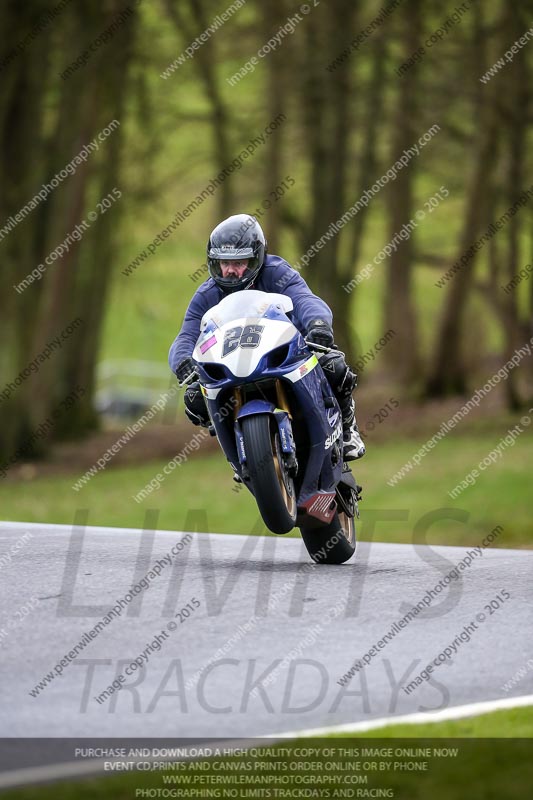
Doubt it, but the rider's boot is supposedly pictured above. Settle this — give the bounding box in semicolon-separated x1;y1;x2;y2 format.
340;397;366;461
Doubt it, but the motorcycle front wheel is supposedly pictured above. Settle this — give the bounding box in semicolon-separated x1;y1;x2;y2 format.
240;413;297;534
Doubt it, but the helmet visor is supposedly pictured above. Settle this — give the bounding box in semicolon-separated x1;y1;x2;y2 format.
209;245;255;261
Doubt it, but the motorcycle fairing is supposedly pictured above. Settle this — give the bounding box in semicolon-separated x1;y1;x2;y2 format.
192;290;346;518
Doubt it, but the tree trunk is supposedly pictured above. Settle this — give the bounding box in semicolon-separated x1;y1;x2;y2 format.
500;3;530;410
0;0;56;457
346;31;387;274
298;0;357;360
383;0;422;385
59;5;137;437
425;3;500;396
165;0;233;216
262;0;288;253
0;0;139;464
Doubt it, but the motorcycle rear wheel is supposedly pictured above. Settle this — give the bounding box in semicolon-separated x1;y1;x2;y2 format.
240;414;297;534
299;511;356;564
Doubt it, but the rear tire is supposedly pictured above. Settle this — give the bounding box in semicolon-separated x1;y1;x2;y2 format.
299;511;356;564
240;414;297;534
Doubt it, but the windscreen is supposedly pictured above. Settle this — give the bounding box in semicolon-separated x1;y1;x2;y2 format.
200;290;293;330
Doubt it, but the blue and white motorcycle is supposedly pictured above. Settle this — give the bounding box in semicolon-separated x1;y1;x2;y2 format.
190;290;361;564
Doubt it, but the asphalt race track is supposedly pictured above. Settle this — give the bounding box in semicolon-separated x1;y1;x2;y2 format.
1;521;532;739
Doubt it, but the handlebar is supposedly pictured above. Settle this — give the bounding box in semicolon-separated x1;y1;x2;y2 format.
178;369;199;388
304;339;345;358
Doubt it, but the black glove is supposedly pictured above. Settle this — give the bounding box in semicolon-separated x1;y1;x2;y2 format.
306;319;334;349
184;382;210;427
175;357;197;385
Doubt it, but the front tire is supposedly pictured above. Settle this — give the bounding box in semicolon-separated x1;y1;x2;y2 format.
240;414;297;534
299;511;356;564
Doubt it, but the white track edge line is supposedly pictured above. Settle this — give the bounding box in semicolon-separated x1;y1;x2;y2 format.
0;520;251;541
0;521;530;554
269;693;533;738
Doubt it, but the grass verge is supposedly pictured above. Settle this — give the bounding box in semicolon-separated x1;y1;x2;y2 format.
0;422;531;547
2;707;532;800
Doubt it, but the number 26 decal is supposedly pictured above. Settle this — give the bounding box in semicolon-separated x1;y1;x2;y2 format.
222;325;264;357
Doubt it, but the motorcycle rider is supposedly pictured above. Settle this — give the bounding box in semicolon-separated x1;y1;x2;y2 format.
168;214;365;460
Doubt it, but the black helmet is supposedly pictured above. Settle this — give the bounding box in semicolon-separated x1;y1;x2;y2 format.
207;214;267;292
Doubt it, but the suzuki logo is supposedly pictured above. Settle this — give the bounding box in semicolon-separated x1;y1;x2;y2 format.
326;408;340;428
324;422;342;450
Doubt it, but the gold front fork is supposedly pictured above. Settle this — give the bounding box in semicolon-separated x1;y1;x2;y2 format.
233;387;243;419
233;382;291;418
275;379;292;419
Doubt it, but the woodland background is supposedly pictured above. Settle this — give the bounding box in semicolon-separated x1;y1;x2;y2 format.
0;0;532;542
